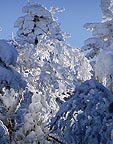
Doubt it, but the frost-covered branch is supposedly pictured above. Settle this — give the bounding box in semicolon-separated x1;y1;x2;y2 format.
49;79;113;144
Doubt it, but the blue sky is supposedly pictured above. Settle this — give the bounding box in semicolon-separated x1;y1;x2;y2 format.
0;0;101;47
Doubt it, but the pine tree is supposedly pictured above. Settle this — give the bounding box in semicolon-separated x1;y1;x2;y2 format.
13;2;92;143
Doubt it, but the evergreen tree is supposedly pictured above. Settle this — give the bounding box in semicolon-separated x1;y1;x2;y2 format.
82;0;113;91
0;33;26;143
13;2;92;143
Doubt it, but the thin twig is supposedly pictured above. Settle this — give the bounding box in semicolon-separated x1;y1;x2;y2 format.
48;134;63;144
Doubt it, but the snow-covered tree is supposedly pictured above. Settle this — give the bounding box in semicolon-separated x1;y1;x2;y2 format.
82;0;113;61
14;2;68;45
14;40;92;143
50;79;113;144
1;1;113;144
12;2;92;143
94;0;113;91
95;43;113;90
81;0;113;92
0;39;26;143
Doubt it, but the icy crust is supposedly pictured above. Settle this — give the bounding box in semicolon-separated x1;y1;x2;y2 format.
14;3;64;44
50;79;113;144
0;40;18;66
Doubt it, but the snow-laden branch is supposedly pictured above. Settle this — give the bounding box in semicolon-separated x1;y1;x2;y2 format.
50;79;113;144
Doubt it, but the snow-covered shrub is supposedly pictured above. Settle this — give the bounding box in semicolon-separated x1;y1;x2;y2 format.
14;3;68;44
50;79;113;144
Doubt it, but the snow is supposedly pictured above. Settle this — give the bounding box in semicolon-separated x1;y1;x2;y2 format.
14;3;65;44
13;4;92;142
50;79;113;143
22;3;52;19
0;40;18;66
14;33;92;143
0;66;26;90
95;44;113;89
101;0;112;21
82;37;105;60
92;23;110;37
14;16;24;28
0;40;26;90
84;23;99;30
2;0;113;143
0;120;9;143
83;0;113;80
